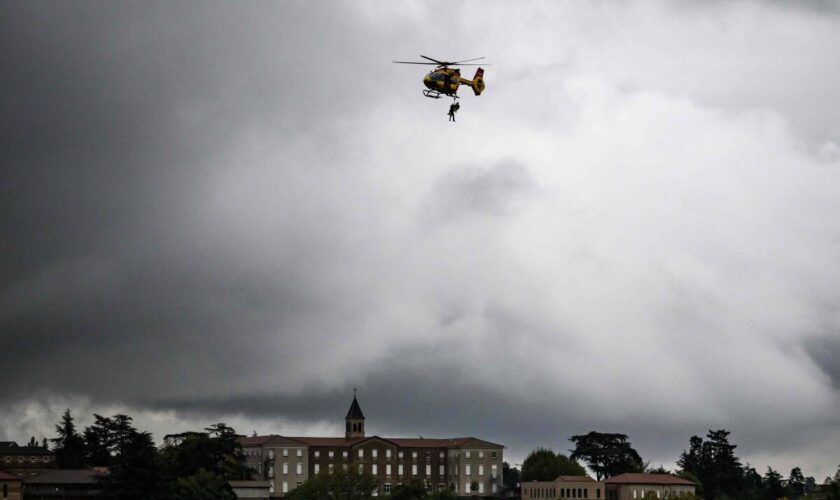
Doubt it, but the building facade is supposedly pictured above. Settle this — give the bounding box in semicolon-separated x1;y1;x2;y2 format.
521;474;695;500
240;396;504;497
0;470;22;500
0;442;55;478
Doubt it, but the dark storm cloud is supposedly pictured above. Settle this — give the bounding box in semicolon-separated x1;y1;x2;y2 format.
805;335;840;390
3;0;840;480
0;0;385;402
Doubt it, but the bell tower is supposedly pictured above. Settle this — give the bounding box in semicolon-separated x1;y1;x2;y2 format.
345;389;365;439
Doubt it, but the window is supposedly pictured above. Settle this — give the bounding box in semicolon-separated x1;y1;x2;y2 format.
314;450;320;458
426;482;433;493
269;480;275;493
412;451;418;459
343;451;348;459
465;451;471;459
373;449;378;458
479;482;484;494
359;449;364;458
282;463;288;475
412;464;418;476
372;464;378;475
466;464;471;476
491;464;498;478
384;483;392;494
398;464;404;476
440;464;445;475
465;482;471;494
398;451;404;459
296;463;302;475
296;449;303;457
359;464;364;474
283;448;289;457
478;451;484;459
479;465;484;476
314;464;320;474
386;449;392;459
426;464;431;475
425;451;431;459
386;464;392;475
329;464;335;473
329;450;335;458
491;451;497;458
282;482;288;493
439;451;445;459
296;481;302;488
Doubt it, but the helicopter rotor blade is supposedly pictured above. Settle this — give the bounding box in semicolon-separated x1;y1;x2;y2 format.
451;57;486;64
420;55;448;65
393;61;440;65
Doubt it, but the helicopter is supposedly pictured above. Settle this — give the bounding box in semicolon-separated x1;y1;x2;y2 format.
393;55;487;100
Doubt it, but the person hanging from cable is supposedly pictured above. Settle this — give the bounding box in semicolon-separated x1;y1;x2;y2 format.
448;101;460;122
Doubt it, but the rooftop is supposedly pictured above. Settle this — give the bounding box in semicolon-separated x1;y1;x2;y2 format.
606;473;695;485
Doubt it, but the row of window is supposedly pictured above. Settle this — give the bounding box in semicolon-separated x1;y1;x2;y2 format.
303;462;499;478
1;456;52;463
526;487;600;499
313;449;497;460
269;480;495;497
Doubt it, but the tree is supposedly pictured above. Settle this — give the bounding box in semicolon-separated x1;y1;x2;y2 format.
95;415;160;500
786;466;805;498
502;462;521;496
160;468;236;500
286;467;377;500
52;409;87;468
521;448;586;482
569;432;644;480
677;430;743;499
763;467;784;500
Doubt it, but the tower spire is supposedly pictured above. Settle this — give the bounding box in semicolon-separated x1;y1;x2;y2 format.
345;391;365;439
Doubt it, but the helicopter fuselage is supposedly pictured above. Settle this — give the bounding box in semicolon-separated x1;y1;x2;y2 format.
422;67;485;99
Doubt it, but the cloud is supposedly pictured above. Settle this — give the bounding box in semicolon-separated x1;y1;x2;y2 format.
2;0;840;481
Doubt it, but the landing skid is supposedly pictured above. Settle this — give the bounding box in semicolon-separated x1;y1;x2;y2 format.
423;89;459;100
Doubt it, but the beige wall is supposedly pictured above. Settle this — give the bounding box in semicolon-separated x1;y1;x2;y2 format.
522;480;605;499
607;484;695;500
1;479;22;500
270;445;309;497
455;446;503;496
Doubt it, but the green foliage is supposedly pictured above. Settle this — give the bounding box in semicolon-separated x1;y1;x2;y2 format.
389;479;427;500
569;432;644;480
502;461;521;496
521;447;586;482
159;468;236;500
52;409;87;468
286;466;378;500
677;430;743;499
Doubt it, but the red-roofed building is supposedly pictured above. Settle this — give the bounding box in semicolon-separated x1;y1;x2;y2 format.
239;395;504;498
605;473;695;499
0;470;22;500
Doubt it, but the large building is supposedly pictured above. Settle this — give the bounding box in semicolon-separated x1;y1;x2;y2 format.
240;395;504;497
0;442;55;478
521;473;696;500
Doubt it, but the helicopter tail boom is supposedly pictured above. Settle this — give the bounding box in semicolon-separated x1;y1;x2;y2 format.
468;68;485;96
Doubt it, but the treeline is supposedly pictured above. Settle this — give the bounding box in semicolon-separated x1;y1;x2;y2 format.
49;409;250;499
516;430;840;500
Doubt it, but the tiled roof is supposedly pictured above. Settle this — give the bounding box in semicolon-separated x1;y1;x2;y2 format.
556;475;595;482
606;473;695;485
24;469;103;484
0;445;52;456
290;437;365;447
241;435;503;449
0;470;21;481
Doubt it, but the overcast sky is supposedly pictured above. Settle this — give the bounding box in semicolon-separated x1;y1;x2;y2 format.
2;0;840;480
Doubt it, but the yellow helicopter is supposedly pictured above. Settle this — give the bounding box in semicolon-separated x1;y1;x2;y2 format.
393;55;487;100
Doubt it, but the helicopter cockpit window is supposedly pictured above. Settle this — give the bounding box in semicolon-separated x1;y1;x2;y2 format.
430;72;445;81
